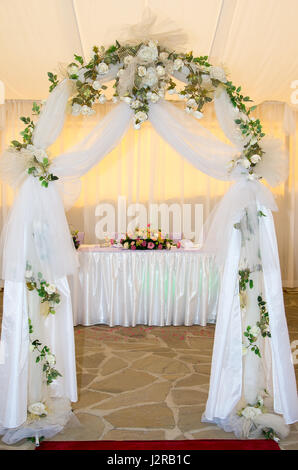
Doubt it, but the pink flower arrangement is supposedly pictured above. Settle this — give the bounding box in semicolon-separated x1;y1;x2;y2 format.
119;226;178;250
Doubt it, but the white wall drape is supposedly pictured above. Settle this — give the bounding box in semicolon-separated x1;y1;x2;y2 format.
1;99;298;285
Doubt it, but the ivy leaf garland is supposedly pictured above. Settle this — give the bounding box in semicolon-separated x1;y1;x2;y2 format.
10;102;59;188
28;319;62;386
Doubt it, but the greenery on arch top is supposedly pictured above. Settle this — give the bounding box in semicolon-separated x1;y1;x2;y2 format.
48;39;265;177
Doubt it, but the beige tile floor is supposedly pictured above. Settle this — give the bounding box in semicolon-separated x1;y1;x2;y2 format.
0;290;297;450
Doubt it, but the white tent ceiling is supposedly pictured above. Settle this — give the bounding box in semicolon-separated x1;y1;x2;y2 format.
0;0;298;104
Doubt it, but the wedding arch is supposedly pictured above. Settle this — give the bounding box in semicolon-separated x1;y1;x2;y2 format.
0;16;297;444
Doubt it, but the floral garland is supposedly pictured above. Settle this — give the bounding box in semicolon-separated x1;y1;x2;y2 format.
28;318;62;386
238;392;280;441
48;39;265;177
9;102;58;188
25;263;61;315
118;225;179;250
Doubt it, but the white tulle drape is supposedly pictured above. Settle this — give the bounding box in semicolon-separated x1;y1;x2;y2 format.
0;77;297;442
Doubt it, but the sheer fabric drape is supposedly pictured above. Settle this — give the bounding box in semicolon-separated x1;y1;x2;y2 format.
1;100;298;284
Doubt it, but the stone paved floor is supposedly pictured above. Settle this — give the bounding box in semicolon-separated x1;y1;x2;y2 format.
0;290;297;450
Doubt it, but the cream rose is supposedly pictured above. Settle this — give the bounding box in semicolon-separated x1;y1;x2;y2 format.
135;111;148;122
137;44;158;63
241;406;262;420
137;66;147;77
45;284;56;295
28;402;47;416
173;58;183;71
97;62;109;74
251;154;261;164
45;353;56;365
92;80;101;91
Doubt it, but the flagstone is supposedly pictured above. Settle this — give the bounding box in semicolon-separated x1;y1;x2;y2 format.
91;369;156;393
77;352;106;369
72;390;111;409
177;405;206;432
193;364;211;375
131;355;190;375
51;413;105;440
96;381;171;410
105;404;175;428
175;374;209;387
100;357;127;376
171;389;207;406
76;373;98;388
102;429;165;440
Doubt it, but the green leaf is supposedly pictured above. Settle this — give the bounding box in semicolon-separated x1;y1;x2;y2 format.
74;54;84;65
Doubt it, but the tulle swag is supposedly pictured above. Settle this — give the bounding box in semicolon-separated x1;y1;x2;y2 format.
46;10;268;181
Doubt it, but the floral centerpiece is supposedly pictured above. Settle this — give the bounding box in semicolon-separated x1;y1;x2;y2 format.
118;225;180;250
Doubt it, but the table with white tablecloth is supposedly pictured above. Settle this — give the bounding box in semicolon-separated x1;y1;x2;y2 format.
70;245;219;327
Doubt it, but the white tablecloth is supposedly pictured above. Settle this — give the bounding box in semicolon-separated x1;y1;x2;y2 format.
70;246;219;327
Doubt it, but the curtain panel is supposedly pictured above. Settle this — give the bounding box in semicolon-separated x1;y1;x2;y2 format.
0;99;297;286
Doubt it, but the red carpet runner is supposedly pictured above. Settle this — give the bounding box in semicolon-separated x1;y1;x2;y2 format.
36;439;280;450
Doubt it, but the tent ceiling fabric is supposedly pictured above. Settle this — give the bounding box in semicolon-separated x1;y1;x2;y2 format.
0;0;298;104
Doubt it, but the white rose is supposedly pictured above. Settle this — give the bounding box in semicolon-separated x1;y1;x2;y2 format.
146;91;153;99
186;98;196;107
239;158;251;169
92;80;101;91
131;100;142;109
173;58;183;71
142;67;158;87
28;402;47;416
159;52;169;61
124;55;134;65
97;62;109;74
137;44;158;63
156;65;165;76
150;93;159;103
193;110;204;119
45;283;56;295
138;66;147;77
251;154;261;164
250;325;261;338
135;111;148;122
123;242;129;249
67;64;79;76
45;353;56;365
241;406;262;420
81;105;91;115
98;94;106;104
72;103;81;116
157;89;164;98
209;66;227;83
